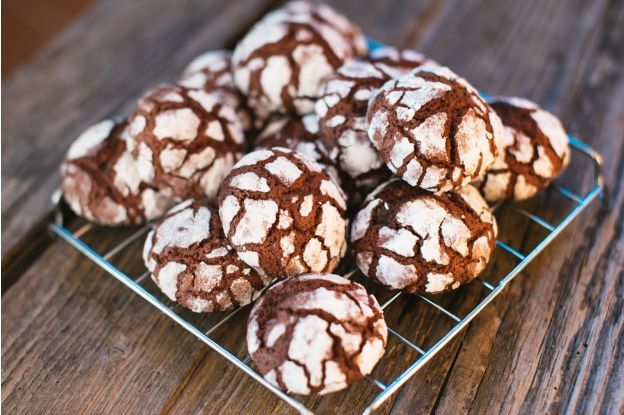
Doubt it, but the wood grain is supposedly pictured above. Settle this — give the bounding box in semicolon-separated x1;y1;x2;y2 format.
2;0;623;414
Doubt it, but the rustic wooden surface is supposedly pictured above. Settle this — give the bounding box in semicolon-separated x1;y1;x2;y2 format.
2;0;623;414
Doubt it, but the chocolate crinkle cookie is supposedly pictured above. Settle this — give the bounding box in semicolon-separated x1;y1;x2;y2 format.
61;119;171;226
315;49;433;203
475;96;571;202
253;114;342;193
232;1;366;118
178;50;255;132
128;84;245;201
367;65;504;193
351;179;497;294
247;273;387;395
218;147;348;279
143;198;269;312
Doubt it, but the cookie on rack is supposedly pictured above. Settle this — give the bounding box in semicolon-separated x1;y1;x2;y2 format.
475;96;571;202
178;50;255;132
253;114;342;192
232;1;366;117
218;147;348;279
315;49;433;203
351;179;497;294
128;84;245;201
247;273;387;394
143;198;269;312
61;119;172;226
367;66;503;193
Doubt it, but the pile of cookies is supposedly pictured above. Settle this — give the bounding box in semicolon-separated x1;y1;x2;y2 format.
60;1;571;395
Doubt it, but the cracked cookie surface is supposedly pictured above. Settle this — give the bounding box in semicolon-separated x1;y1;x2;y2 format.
475;96;571;201
178;50;255;132
351;179;497;294
61;119;171;225
143;198;269;312
253;114;342;196
247;273;387;394
218;147;347;279
232;1;365;117
367;66;503;193
128;84;245;201
315;48;434;204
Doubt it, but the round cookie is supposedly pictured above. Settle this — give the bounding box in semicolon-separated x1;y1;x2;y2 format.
315;50;433;202
351;179;497;294
253;114;342;192
143;198;269;312
247;273;387;395
128;84;245;201
475;96;571;201
218;147;348;279
61;119;172;226
178;50;254;132
232;1;365;117
367;66;504;193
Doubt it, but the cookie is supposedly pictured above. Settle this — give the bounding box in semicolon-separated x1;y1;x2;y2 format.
218;147;347;278
232;1;365;117
475;96;571;201
351;179;497;294
247;273;387;394
61;119;172;226
315;50;433;203
367;46;437;78
253;114;342;192
128;84;245;201
143;198;269;312
178;50;254;132
367;66;504;193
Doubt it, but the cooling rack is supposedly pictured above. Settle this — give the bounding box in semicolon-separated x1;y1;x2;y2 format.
49;134;604;414
48;38;605;415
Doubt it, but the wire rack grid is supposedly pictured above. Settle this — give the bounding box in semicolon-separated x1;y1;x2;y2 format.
49;135;603;414
48;39;604;415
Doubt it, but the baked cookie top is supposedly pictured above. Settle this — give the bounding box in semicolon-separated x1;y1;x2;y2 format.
218;147;347;278
476;96;570;201
128;84;245;201
253;114;342;194
61;119;171;225
143;198;269;312
232;1;365;116
351;179;497;294
367;66;503;193
247;273;387;394
178;50;254;131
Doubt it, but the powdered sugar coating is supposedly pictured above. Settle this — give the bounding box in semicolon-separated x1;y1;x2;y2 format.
178;50;255;131
367;66;503;193
143;199;269;312
218;148;347;278
61;119;172;226
475;96;571;201
253;114;343;191
128;84;245;201
232;1;365;117
247;273;387;394
315;49;433;203
351;179;497;294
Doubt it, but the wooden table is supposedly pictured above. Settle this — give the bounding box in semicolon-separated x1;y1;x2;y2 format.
2;0;623;413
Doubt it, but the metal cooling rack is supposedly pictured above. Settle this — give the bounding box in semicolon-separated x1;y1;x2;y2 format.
49;135;603;414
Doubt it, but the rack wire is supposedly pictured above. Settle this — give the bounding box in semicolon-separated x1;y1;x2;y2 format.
48;38;604;415
49;134;603;414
